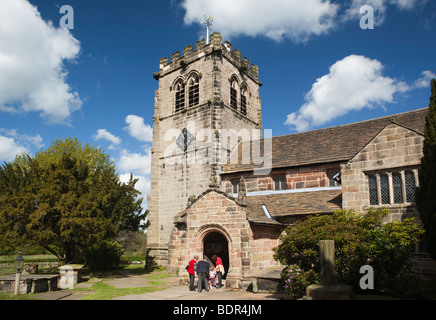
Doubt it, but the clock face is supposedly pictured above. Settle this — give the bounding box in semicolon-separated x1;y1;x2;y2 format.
176;128;194;152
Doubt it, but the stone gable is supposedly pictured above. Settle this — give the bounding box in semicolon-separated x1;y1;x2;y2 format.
341;123;423;222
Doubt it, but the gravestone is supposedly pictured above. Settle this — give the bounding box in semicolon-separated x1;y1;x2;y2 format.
305;240;353;300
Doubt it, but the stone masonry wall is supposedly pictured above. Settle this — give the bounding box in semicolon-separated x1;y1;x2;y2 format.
341;123;423;222
148;33;262;265
222;164;341;194
167;190;282;288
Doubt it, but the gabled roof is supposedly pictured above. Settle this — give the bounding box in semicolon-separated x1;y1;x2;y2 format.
223;108;428;174
246;189;342;219
174;187;342;227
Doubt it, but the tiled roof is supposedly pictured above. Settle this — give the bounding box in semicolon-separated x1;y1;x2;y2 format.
246;189;343;221
223;108;428;174
173;188;342;226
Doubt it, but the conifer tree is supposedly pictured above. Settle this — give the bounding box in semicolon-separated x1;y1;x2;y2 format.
416;78;436;259
0;138;146;263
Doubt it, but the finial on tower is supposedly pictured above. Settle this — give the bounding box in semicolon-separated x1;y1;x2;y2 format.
201;15;214;45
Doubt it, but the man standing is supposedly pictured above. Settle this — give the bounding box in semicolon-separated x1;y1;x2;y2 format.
187;255;198;291
196;258;210;292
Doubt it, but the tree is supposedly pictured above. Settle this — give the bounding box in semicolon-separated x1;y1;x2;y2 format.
0;138;146;264
416;78;436;259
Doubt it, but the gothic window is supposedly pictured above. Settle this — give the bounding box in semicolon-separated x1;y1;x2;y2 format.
380;174;390;205
274;174;287;191
405;170;416;203
241;87;247;116
188;75;199;108
368;175;378;205
392;172;403;204
175;81;185;112
230;81;238;110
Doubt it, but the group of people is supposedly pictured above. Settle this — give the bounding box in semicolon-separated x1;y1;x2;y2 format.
187;254;224;292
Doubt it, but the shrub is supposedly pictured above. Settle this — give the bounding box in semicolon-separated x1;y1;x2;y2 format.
274;208;424;292
83;240;125;270
281;264;319;300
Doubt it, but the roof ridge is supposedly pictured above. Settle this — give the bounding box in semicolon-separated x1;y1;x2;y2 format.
269;107;428;141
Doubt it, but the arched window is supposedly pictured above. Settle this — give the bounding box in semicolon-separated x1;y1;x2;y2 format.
405;170;416;203
188;75;199;108
240;86;247;115
392;172;403;204
175;81;185;112
230;81;238;110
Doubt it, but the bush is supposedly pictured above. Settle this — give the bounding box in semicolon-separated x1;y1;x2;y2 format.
83;240;125;271
282;264;319;300
274;208;424;292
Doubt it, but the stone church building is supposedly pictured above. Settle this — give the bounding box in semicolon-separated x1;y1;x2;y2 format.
146;33;433;288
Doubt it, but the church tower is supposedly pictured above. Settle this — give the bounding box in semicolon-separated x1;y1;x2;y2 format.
147;33;262;265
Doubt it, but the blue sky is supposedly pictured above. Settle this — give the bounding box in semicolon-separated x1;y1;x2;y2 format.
0;0;435;204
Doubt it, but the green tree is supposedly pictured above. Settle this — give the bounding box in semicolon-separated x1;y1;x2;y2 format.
0;138;146;264
416;78;436;259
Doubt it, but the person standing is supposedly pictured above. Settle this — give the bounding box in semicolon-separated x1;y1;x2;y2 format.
209;266;217;288
212;255;224;288
187;255;198;291
196;258;210;292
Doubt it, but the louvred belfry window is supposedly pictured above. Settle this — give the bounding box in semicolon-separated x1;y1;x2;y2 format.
175;82;185;112
241;88;247;115
230;81;238;109
188;76;199;108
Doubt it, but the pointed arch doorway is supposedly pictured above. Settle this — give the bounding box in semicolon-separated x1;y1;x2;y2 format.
203;231;229;278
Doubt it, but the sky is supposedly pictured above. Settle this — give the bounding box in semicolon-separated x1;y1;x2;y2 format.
0;0;435;207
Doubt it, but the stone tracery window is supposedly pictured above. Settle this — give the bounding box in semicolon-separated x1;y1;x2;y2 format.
366;169;418;206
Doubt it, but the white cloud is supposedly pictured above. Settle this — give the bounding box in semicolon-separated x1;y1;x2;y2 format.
181;0;339;42
285;55;410;132
0;129;44;150
343;0;421;25
117;148;151;176
93;129;121;149
413;70;435;89
0;135;29;162
0;0;82;124
117;148;152;208
124;115;153;142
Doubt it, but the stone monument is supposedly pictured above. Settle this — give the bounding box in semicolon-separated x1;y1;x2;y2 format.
305;240;354;300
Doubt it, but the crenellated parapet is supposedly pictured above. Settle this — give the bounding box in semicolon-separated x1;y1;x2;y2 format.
155;32;260;83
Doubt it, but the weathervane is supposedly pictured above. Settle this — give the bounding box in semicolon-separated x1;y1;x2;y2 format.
201;15;214;45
